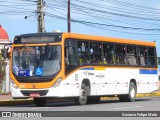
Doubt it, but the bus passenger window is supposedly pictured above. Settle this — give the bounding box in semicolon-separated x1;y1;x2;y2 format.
115;44;126;65
65;47;69;66
78;41;89;65
65;40;77;75
103;43;114;64
138;47;147;66
148;47;155;66
127;45;137;66
69;47;76;65
90;42;102;64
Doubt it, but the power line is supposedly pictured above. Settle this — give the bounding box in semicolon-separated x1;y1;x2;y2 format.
70;3;160;21
45;12;160;36
76;0;160;17
1;0;160;37
101;0;160;11
70;2;160;30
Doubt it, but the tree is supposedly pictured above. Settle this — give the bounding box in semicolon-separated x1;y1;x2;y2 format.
0;54;7;92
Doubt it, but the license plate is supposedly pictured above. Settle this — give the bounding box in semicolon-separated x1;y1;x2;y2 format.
30;93;40;97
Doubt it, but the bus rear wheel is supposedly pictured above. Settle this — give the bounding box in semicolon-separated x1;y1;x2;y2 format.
33;98;47;107
74;83;89;105
118;82;137;102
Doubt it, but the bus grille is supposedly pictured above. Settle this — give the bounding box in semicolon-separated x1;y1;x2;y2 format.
20;90;49;96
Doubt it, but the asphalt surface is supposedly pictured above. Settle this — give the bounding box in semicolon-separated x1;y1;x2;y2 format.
0;97;160;119
0;97;159;111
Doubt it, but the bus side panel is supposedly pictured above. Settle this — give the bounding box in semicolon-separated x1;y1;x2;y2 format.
137;70;158;94
63;67;158;97
64;70;84;97
64;73;81;97
106;68;135;95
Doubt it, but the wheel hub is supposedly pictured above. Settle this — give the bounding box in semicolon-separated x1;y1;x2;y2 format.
80;89;86;100
130;87;135;98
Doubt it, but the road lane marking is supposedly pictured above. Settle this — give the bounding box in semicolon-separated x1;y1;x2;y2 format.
30;108;40;110
30;107;51;110
114;106;142;110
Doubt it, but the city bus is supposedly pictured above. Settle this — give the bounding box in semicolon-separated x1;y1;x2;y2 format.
10;32;159;106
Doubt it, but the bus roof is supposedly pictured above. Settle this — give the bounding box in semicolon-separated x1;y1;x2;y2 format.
62;32;156;47
13;32;156;47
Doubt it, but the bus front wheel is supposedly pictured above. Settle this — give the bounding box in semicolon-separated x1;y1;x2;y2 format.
74;83;89;105
33;98;47;107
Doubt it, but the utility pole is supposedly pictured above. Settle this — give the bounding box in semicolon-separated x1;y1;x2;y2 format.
37;0;45;32
68;0;71;32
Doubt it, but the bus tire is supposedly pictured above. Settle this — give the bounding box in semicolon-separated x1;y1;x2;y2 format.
126;82;137;102
87;96;100;104
74;83;88;105
118;82;136;102
33;98;47;107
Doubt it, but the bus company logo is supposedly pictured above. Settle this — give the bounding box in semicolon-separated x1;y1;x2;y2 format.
88;72;94;76
95;74;105;79
83;71;88;76
83;71;94;76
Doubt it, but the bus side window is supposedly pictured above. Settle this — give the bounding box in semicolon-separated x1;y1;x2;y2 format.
138;46;147;66
148;47;155;66
78;41;89;65
68;46;76;65
90;42;102;64
65;47;69;66
115;44;126;65
65;40;77;75
103;43;114;64
127;45;137;66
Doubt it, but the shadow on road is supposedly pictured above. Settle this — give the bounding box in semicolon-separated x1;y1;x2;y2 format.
14;97;154;107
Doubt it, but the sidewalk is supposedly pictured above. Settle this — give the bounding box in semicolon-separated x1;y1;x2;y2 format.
0;94;12;101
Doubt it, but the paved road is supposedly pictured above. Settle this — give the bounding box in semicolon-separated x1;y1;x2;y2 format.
0;97;159;119
0;97;159;111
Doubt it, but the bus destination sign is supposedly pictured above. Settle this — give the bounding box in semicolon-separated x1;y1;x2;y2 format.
14;35;62;44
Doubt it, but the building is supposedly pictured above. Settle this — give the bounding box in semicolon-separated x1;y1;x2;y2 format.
0;24;10;47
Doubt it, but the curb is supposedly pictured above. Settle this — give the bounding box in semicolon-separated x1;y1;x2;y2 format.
136;91;160;97
101;91;160;100
0;91;160;106
0;99;33;106
0;98;73;106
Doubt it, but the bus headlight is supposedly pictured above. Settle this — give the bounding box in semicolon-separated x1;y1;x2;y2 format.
10;80;18;89
51;78;62;88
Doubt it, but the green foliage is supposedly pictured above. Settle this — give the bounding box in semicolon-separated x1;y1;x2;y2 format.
0;58;7;84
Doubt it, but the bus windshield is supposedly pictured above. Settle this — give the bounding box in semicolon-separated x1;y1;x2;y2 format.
12;45;61;77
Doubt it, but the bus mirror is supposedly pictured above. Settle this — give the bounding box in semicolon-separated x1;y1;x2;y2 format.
158;57;160;65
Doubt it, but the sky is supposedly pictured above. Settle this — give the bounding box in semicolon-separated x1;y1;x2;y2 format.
0;0;160;57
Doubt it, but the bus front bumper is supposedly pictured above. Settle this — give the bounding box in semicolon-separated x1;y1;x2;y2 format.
11;83;80;99
11;85;67;99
